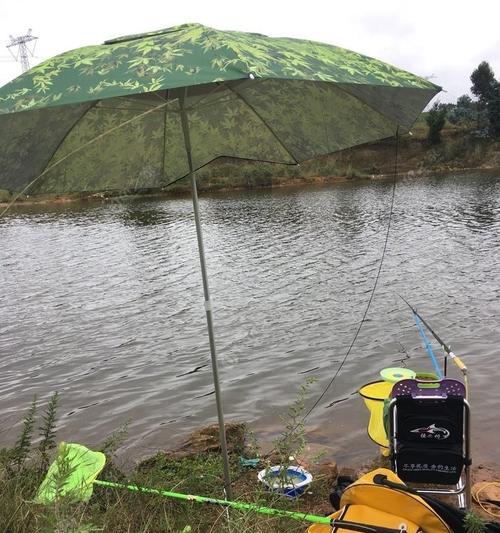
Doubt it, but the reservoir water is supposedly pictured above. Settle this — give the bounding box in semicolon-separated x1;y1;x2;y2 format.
1;172;499;465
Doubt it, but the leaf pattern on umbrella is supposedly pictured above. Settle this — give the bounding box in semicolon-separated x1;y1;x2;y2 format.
0;23;437;114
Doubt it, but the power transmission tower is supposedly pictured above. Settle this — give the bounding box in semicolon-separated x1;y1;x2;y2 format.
7;29;38;73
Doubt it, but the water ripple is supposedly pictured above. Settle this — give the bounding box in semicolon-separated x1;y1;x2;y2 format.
0;174;499;463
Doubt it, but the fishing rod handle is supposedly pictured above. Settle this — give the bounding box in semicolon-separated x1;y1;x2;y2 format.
449;352;467;372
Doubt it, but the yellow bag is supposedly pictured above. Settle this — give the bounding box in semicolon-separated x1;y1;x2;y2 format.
308;504;421;532
307;468;451;533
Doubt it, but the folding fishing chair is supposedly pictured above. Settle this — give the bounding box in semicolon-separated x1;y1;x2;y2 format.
388;378;471;509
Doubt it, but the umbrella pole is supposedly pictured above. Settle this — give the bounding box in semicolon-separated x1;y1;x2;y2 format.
179;91;233;500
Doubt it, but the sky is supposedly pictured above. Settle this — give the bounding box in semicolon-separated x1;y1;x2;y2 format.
1;0;499;104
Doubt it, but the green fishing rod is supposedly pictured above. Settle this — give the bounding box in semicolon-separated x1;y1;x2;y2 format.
399;295;468;393
37;443;407;533
93;479;405;532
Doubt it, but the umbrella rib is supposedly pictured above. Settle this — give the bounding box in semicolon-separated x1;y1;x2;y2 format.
117;94;166;106
188;92;235;113
223;82;299;165
38;100;99;180
96;106;162;112
159;153;300;192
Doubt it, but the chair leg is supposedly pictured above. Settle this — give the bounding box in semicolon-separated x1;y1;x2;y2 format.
457;481;466;510
456;473;470;510
465;465;472;510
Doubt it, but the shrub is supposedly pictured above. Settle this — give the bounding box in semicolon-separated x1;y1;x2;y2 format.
426;102;448;145
0;189;11;203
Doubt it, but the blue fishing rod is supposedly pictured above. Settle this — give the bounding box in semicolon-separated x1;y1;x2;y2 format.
399;295;468;394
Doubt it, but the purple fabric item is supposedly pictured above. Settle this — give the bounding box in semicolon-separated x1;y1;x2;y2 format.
391;378;465;398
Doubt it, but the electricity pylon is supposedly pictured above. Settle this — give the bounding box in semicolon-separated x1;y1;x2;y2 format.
7;29;38;73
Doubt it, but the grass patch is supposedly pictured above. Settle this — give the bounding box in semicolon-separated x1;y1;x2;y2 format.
0;387;335;532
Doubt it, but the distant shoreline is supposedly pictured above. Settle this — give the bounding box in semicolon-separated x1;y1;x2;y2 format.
2;124;499;209
1;166;499;210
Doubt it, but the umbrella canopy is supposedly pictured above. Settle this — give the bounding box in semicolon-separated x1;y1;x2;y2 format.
0;23;440;499
0;22;439;194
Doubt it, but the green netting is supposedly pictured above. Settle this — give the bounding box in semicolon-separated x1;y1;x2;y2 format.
0;104;90;191
0;79;437;194
35;442;106;504
176;83;295;171
36;97;166;193
235;79;429;161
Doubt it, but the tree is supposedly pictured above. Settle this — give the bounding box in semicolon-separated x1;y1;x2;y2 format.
425;102;447;144
447;94;476;125
457;94;473;108
446;94;477;124
488;82;500;137
470;61;496;105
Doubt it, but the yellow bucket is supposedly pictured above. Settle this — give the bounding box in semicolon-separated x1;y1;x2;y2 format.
358;380;394;448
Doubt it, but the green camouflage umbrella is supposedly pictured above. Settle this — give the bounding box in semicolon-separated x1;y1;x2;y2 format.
0;23;440;498
0;23;439;194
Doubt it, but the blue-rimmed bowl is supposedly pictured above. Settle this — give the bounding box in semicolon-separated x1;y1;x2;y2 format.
257;465;313;498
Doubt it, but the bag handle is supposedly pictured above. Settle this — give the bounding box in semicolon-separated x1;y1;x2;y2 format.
373;473;418;495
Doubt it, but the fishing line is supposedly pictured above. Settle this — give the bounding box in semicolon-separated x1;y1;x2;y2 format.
226;129;402;486
303;126;401;419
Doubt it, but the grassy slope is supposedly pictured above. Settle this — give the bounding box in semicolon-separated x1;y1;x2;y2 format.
1;413;335;533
